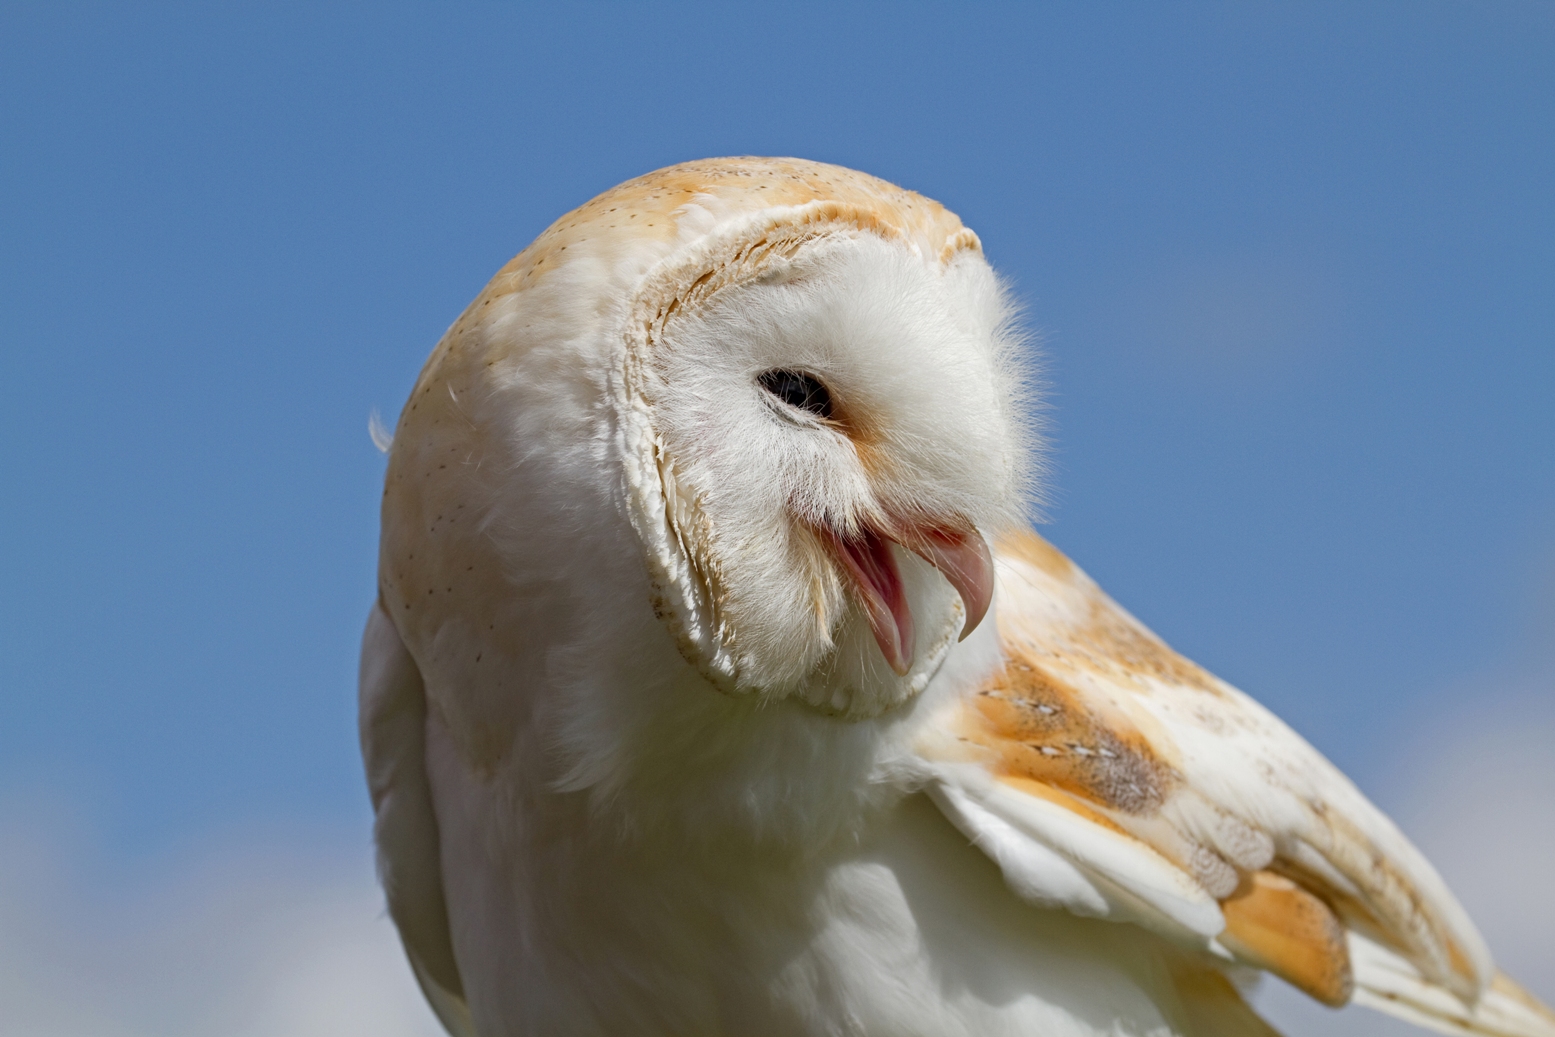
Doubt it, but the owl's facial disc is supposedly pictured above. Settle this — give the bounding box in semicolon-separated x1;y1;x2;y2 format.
621;221;1027;715
820;521;994;677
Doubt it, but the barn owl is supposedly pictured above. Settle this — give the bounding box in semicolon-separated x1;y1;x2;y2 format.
360;158;1555;1037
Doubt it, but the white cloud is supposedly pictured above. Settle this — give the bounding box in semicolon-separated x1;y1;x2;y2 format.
0;817;444;1037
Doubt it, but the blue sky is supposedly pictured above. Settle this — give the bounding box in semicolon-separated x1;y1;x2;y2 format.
1;3;1552;1033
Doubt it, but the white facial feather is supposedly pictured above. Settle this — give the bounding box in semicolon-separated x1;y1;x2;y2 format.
622;220;1030;714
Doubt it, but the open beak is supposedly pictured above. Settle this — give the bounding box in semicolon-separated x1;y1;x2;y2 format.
825;522;995;676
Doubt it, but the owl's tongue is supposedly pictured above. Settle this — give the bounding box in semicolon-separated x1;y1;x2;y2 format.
832;528;916;677
830;524;995;678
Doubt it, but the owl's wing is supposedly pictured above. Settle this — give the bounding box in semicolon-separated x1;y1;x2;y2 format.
359;601;478;1037
915;531;1555;1037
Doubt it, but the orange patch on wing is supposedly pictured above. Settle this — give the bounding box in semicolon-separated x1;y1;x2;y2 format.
1280;808;1483;1000
997;775;1133;836
996;529;1225;697
1220;871;1353;1008
996;528;1075;581
1069;599;1226;697
960;650;1172;816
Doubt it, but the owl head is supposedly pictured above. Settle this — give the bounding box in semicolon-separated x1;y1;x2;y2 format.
384;159;1034;728
613;163;1033;717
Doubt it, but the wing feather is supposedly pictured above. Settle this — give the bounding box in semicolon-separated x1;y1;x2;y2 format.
916;530;1553;1036
1350;933;1555;1037
359;601;476;1037
1220;871;1352;1007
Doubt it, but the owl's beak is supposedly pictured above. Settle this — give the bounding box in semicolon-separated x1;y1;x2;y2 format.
826;523;995;677
906;526;996;642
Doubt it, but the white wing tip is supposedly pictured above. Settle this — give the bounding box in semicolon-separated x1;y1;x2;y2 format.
369;409;394;453
1350;932;1555;1037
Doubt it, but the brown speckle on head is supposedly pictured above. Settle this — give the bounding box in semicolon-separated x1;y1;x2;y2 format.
409;158;972;388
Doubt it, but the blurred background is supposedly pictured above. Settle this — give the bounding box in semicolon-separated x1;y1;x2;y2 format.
1;3;1551;1035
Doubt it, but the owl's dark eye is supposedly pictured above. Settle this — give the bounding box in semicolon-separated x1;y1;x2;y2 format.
757;369;834;420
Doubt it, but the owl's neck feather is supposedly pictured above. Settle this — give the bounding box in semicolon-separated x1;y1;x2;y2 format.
537;578;1005;858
